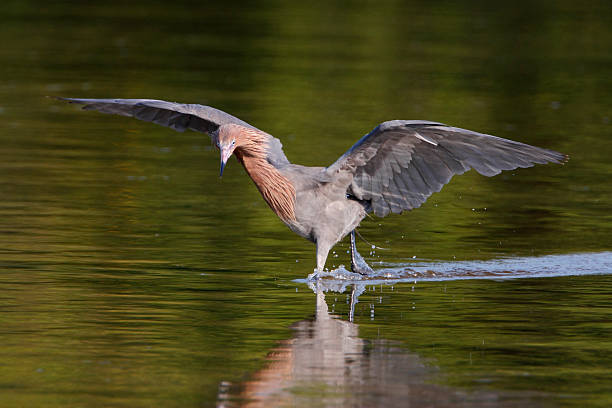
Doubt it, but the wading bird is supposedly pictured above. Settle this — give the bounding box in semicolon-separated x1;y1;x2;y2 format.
57;98;567;277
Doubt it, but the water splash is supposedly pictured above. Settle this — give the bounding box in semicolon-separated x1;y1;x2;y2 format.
298;252;612;284
391;251;612;281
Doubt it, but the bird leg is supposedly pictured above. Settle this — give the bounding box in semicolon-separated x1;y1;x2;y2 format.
307;241;332;280
350;230;374;275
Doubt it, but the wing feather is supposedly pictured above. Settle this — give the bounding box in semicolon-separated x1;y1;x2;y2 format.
56;97;259;138
327;120;567;217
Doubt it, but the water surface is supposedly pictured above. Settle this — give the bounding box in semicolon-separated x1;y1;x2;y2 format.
1;1;611;407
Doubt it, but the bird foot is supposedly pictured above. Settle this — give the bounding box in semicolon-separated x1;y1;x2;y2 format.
307;270;321;281
350;229;375;275
351;250;374;275
351;260;374;275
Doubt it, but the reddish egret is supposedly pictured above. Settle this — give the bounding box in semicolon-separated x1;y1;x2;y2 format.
57;98;567;276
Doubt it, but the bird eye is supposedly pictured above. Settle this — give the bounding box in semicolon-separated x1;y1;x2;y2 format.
231;140;236;146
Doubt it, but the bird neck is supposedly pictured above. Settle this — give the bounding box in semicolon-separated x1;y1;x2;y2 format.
234;133;297;222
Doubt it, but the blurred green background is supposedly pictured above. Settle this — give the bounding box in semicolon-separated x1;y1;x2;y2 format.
0;1;611;407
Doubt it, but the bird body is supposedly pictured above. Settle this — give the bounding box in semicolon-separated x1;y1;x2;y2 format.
217;123;368;270
57;98;567;276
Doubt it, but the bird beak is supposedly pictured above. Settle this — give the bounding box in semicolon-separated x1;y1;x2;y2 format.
219;146;233;177
219;158;226;177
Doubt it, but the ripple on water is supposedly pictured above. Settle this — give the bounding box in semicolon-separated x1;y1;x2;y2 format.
296;252;612;284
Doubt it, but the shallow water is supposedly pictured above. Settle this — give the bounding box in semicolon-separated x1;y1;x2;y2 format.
304;251;612;282
1;1;612;407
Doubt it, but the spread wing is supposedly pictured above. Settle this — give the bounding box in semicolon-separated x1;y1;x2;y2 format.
326;120;568;217
55;97;259;137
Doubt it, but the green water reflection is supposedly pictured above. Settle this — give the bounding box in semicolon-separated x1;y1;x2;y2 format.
1;0;611;407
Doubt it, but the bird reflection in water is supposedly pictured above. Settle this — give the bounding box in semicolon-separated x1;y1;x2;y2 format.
217;281;548;408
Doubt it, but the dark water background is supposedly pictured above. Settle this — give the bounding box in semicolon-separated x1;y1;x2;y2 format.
1;1;611;407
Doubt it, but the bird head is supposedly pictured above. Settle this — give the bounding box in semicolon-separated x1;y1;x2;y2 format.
215;124;266;177
216;129;238;177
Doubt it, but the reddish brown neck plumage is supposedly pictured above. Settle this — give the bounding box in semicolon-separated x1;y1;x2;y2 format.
223;125;297;222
